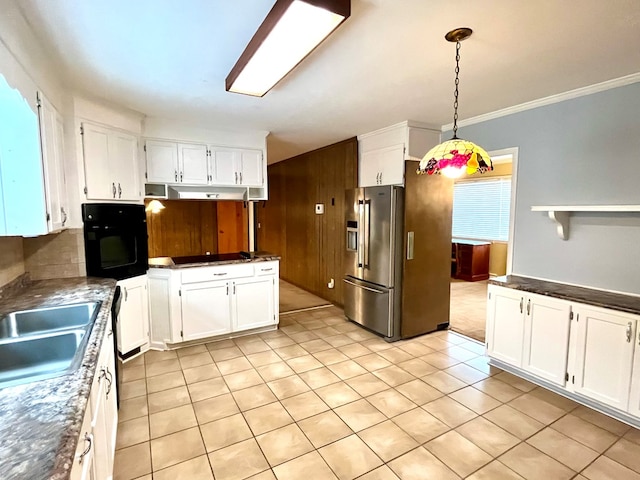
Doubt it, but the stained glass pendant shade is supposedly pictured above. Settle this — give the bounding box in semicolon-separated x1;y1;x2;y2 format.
418;28;493;179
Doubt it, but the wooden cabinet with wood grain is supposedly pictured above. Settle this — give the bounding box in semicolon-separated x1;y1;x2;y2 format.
452;240;490;281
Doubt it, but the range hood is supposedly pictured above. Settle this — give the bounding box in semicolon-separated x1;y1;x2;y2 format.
167;185;247;201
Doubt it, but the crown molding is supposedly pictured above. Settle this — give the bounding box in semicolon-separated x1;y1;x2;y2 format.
442;73;640;132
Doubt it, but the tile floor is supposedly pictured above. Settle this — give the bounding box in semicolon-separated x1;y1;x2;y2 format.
115;305;640;480
450;279;488;343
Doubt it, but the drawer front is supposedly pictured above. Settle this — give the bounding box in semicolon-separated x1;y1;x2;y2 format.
255;261;278;276
181;264;254;284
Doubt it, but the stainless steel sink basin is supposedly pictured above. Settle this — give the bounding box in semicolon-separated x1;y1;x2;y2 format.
0;330;87;388
0;302;99;339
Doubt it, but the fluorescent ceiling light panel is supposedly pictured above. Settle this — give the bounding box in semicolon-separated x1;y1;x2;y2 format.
226;0;350;97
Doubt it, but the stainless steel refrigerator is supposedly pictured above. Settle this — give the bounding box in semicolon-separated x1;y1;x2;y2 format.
343;162;453;341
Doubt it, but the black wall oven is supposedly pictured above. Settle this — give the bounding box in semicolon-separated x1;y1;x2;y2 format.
82;203;148;280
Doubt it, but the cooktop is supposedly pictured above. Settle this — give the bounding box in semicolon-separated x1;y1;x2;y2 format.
171;251;251;265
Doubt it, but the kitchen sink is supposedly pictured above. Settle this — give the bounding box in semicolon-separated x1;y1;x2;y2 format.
0;302;99;339
0;301;101;389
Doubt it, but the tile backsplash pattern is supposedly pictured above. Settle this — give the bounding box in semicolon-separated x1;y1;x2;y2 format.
0;237;25;287
23;228;86;280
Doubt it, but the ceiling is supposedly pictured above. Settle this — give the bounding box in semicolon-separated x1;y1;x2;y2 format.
15;0;640;163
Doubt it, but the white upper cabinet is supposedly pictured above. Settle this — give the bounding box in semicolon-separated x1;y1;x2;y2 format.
358;121;440;187
145;140;178;183
82;121;141;201
179;143;208;184
209;148;237;185
210;147;264;186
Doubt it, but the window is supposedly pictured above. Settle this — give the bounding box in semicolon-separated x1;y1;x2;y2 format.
452;177;511;242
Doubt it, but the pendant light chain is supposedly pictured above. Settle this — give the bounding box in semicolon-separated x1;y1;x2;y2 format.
452;40;461;139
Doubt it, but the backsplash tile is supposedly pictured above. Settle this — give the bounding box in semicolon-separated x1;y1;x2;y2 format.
23;228;85;281
0;237;25;287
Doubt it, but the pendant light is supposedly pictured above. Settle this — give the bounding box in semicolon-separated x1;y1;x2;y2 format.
418;28;492;179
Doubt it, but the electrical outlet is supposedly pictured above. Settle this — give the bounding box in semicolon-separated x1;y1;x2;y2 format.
328;278;335;289
315;204;324;214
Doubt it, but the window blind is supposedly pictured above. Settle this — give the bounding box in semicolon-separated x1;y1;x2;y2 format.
452;177;512;242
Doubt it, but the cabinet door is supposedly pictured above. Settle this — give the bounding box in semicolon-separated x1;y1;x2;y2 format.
146;140;179;183
628;326;640;417
522;293;572;386
82;123;112;200
102;332;118;472
69;406;94;480
117;276;149;355
238;149;263;186
573;306;636;411
486;286;524;367
233;276;276;331
210;148;239;185
179;143;208;185
359;149;380;187
111;131;140;200
377;143;405;185
181;281;232;341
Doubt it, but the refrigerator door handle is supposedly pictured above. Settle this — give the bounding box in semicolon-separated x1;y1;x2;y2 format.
343;278;386;294
406;231;415;260
364;200;371;268
357;200;365;267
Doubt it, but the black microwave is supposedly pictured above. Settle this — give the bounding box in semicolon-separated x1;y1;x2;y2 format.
82;203;149;280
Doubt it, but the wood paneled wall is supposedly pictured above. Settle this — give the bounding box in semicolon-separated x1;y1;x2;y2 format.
146;200;248;258
256;138;358;306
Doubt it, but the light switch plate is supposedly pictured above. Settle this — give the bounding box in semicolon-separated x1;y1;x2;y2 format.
315;204;324;214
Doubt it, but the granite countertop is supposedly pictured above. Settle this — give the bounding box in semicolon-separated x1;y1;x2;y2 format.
149;251;281;269
0;276;117;480
490;275;640;316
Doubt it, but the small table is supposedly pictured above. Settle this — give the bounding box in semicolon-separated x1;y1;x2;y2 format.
451;239;491;281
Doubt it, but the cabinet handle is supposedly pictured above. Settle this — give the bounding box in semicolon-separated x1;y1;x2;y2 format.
78;433;93;464
379;172;382;184
233;282;236;294
376;172;380;184
226;284;229;295
175;170;178;182
627;322;633;343
519;297;523;314
105;368;113;395
235;172;238;184
108;329;113;337
112;183;116;198
118;182;122;198
213;273;227;276
261;268;273;272
180;171;183;182
124;287;128;301
239;172;243;184
526;299;531;315
61;207;67;226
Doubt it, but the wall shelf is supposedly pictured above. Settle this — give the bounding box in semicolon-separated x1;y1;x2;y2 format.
531;205;640;240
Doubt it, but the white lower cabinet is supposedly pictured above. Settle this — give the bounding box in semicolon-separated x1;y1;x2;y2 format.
116;275;149;355
486;286;525;366
628;330;640;417
181;280;232;341
70;407;95;480
233;276;276;331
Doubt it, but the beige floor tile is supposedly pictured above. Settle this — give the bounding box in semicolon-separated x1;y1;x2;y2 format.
151;427;206;471
457;340;486;356
319;434;383;480
338;343;372;359
527;427;599;472
113;442;152;480
493;371;537;392
499;443;574;480
150;404;198;439
551;413;619;453
581;456;640;480
144;349;178;364
356;465;401;479
397;341;435;357
426;430;492;477
217;357;253;375
423;396;477;428
396;358;437;377
573;405;631;436
248;470;277;480
286;354;323;373
334;399;386;432
354;353;393;371
148;385;191;414
206;339;236;351
232;384;278;411
388;447;459;480
246;350;282;367
118;395;148;422
313;348;351;365
606;438;640;474
328;359;369;380
120;379;147;400
484;404;545;440
315;381;361;408
147;371;185;394
123;355;145;368
209;438;270;480
188;377;230;402
445;363;489;384
472;377;523;403
281;390;329;421
267;375;311;399
359;420;419;462
297;410;353;448
394;379;443;405
422;371;467;394
366;389;417;418
273;344;308;360
393;408;450;444
183;364;222;384
464;356;502;376
298;338;333;354
377;348;414;364
443;345;479;362
263;336;295;349
298;366;341;389
466;461;525;480
122;365;146;382
421;352;461;370
288;330;320;343
256;362;296;382
624;428;640;446
237;339;271;355
455;417;519;457
420;336;453;351
193;393;240;424
272;451;338;480
346;373;391;397
200;413;254;452
362;338;394;353
508;393;566;424
176;344;209;357
116;416;149;449
243;401;294;435
449;386;501;414
256;423;314;466
224;369;264;391
153;455;214;480
371;366;415;387
145;358;181;378
528;387;579;412
210;346;245;362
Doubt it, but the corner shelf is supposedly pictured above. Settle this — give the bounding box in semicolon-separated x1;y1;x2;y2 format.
531;205;640;240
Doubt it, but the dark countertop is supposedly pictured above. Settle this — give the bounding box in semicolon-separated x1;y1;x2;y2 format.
149;251;280;269
0;276;117;480
490;275;640;316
